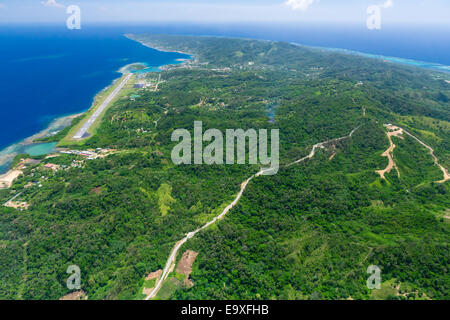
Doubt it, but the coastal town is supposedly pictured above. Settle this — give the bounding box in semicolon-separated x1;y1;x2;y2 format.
0;52;230;214
0;53;192;194
0;56;186;211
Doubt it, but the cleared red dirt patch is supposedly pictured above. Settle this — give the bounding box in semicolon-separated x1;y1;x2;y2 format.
59;290;87;300
146;269;162;281
89;187;102;195
176;250;198;289
176;250;198;276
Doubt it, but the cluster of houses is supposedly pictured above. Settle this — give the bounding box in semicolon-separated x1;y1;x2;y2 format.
44;163;60;171
60;148;115;160
133;77;162;92
211;67;232;73
60;149;97;159
2;147;119;210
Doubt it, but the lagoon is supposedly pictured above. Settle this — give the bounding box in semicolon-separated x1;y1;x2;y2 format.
22;142;58;157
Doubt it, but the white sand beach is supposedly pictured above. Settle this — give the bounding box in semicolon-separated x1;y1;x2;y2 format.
0;169;23;189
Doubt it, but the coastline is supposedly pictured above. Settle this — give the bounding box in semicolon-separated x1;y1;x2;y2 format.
126;33;450;76
292;42;450;74
0;75;128;175
0;37;192;176
0;66;125;174
0;113;82;174
0;71;127;176
2;34;447;177
0;169;22;189
125;34;193;57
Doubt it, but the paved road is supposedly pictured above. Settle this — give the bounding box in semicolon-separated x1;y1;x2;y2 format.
73;74;132;139
145;126;361;300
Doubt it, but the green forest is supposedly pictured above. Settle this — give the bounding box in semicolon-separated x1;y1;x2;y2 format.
0;35;448;300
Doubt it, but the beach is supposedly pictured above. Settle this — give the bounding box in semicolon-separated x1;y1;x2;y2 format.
0;169;22;189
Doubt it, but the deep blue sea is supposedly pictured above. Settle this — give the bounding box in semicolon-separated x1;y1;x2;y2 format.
0;26;188;150
0;25;189;172
0;22;449;173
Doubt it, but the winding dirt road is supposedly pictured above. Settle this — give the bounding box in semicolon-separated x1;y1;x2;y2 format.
376;124;449;183
144;125;361;300
376;126;403;179
287;126;360;167
401;128;450;183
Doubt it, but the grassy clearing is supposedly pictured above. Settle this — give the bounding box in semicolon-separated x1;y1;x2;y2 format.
370;279;398;300
144;278;157;288
157;183;176;216
134;278;158;300
154;277;182;300
192;197;235;225
370;279;429;300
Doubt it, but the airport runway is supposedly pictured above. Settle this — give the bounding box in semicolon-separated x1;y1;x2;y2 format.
73;73;132;139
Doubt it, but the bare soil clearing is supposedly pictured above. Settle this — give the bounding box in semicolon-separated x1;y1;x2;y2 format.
89;187;102;195
328;144;337;161
376;124;449;183
142;269;163;295
59;290;87;300
4;201;29;210
443;209;450;221
146;269;162;281
0;170;22;189
176;250;198;276
0;158;41;189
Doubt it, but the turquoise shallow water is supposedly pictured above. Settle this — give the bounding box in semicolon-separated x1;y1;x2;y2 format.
317;46;450;74
22;143;58;157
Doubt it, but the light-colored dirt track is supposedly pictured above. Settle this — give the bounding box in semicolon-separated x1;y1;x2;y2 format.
401;129;450;183
144;125;361;300
377;124;449;183
376;125;403;180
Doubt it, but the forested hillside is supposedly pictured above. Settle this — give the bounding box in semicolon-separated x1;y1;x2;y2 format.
0;35;448;300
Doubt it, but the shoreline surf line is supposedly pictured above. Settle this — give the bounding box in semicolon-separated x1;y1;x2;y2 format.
0;40;191;174
293;43;450;74
128;33;449;75
0;113;82;174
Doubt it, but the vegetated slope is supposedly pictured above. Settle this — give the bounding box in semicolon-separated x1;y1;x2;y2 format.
175;122;449;300
0;35;448;300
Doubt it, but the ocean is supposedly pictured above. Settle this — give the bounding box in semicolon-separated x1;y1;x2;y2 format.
0;22;449;173
0;25;189;173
